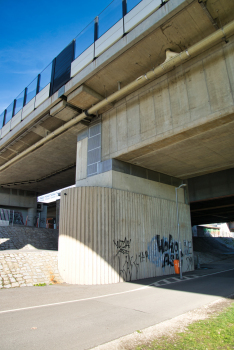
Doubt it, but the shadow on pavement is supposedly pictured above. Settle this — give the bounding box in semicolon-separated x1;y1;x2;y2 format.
126;256;234;298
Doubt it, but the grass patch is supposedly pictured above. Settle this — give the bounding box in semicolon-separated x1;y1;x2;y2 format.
34;283;47;287
136;302;234;350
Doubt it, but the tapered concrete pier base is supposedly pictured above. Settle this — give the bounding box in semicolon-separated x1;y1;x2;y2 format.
58;179;193;285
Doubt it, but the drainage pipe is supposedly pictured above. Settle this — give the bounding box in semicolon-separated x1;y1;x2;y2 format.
1;19;234;172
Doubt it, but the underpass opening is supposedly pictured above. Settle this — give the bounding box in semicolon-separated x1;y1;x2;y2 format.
190;195;234;227
187;170;234;264
189;196;234;266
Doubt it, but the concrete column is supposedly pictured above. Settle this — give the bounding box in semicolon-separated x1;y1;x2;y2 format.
76;129;88;182
59;124;193;285
56;199;60;229
39;205;47;228
58;167;194;285
27;207;37;227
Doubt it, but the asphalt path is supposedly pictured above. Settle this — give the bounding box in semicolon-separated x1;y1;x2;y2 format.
0;259;234;350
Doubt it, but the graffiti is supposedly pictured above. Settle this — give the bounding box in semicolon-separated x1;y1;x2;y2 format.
138;251;148;262
113;237;131;255
186;256;193;271
147;236;159;267
12;211;24;225
114;237;133;281
114;235;193;281
184;240;192;256
113;237;146;281
148;234;179;268
133;254;140;280
184;240;193;271
120;254;133;281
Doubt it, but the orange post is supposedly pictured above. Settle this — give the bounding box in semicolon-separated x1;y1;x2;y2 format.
174;260;180;274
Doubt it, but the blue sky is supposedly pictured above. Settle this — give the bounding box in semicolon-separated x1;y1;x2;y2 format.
0;0;113;113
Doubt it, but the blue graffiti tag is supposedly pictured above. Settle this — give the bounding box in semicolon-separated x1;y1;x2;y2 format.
148;234;179;268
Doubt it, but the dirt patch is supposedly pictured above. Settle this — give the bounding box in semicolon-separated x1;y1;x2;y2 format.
91;295;234;350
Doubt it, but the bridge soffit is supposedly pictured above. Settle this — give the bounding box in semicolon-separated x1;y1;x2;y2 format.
0;0;234;192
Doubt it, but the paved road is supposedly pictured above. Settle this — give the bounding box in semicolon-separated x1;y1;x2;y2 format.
0;258;234;350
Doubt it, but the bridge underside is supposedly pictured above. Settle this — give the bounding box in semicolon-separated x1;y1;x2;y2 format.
1;110;234;194
116;113;234;180
0;0;233;196
1;109;234;196
190;195;234;226
188;169;234;226
0;122;83;194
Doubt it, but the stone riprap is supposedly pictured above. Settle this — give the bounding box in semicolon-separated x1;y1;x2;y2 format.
0;226;63;289
0;251;63;288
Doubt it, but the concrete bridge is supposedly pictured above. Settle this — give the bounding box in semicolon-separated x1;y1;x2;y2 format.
0;0;234;284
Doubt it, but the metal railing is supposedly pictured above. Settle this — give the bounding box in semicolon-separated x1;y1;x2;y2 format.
0;0;168;130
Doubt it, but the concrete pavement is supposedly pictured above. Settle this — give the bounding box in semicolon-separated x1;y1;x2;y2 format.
0;257;234;350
